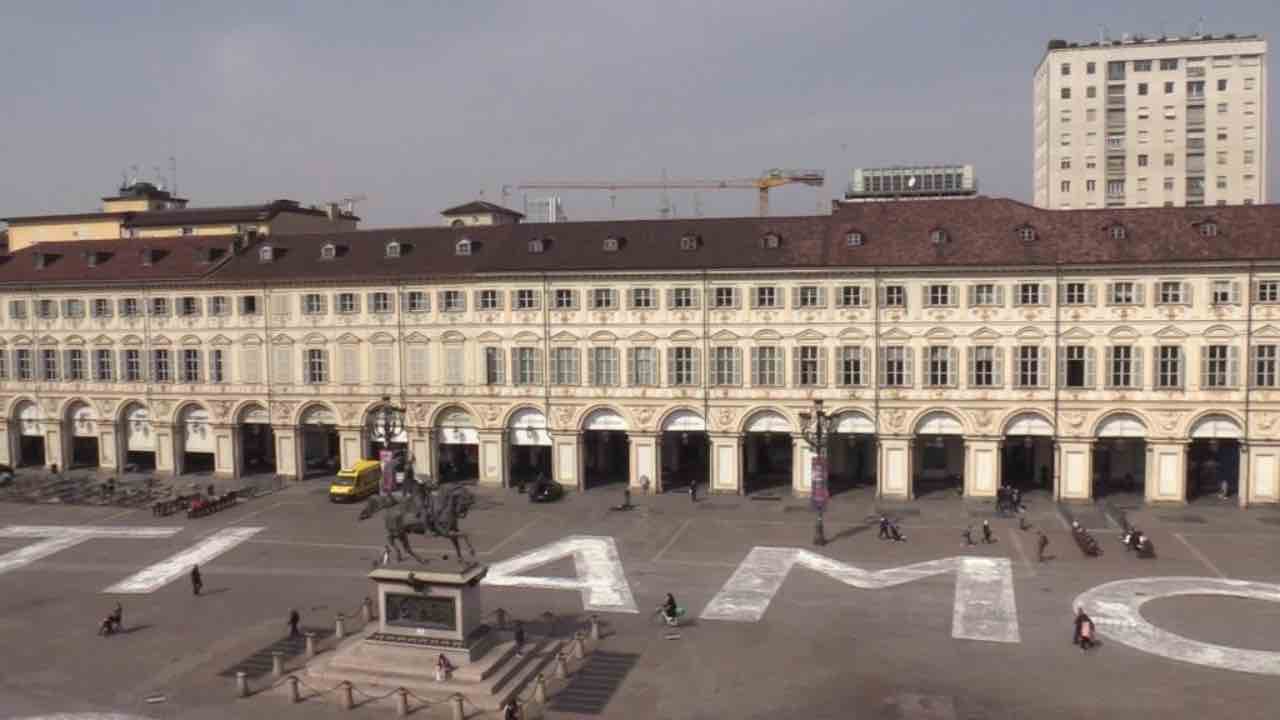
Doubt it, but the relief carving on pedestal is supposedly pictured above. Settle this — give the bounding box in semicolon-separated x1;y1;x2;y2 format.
1061;411;1087;434
150;399;172;420
479;404;502;426
208;400;232;421
93;397;118;418
411;403;433;425
1156;410;1182;434
336;402;361;425
971;409;994;431
881;409;905;433
1257;413;1279;436
553;405;576;429
715;407;736;431
632;406;656;430
273;401;296;423
40;397;62;416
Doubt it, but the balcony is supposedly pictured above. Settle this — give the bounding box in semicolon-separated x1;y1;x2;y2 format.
1187;66;1206;78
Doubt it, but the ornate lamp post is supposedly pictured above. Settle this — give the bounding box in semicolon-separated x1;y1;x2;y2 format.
366;395;406;495
799;399;835;545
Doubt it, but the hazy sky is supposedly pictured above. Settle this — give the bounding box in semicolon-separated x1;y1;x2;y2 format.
1;1;1275;226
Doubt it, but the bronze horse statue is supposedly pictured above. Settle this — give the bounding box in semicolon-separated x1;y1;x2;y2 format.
382;483;477;565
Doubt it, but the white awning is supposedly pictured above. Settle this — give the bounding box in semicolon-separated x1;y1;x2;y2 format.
69;404;98;437
509;408;551;446
1097;414;1147;438
299;405;337;426
916;411;964;436
744;410;792;434
662;409;705;433
16;402;42;437
1005;412;1054;436
125;405;154;452
239;405;270;424
833;411;874;435
181;406;215;454
1190;415;1242;440
583;408;628;432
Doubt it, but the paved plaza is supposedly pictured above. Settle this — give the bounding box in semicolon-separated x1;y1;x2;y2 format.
0;480;1278;720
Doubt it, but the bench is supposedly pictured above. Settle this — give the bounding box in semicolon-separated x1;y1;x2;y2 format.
1073;527;1102;557
153;493;200;517
186;491;239;519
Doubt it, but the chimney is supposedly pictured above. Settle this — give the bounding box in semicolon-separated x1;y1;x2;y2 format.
140;248;153;267
84;250;98;268
33;252;47;269
326;202;341;221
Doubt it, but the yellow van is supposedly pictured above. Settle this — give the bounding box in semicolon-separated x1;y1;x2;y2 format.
330;459;382;502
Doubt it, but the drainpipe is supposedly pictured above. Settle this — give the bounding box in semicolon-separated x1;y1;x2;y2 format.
872;269;881;499
1053;263;1062;502
1243;261;1255;507
701;269;710;452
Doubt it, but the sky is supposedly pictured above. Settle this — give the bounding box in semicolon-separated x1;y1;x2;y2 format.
1;1;1276;227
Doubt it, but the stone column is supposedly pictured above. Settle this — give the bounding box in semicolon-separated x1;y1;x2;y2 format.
213;423;237;479
337;427;363;469
708;432;741;495
1056;440;1093;502
273;424;301;480
41;419;65;472
409;428;431;480
628;431;657;491
1148;440;1188;504
551;431;578;489
1244;441;1280;506
0;420;11;466
877;436;911;500
477;429;505;487
97;419;121;473
965;437;1000;498
155;423;178;476
792;434;813;497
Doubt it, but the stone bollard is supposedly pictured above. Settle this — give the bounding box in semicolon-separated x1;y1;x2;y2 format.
362;597;374;623
589;614;601;642
339;681;354;710
305;632;317;659
288;676;301;703
554;652;569;679
534;673;549;703
572;631;587;660
450;693;465;720
494;608;508;630
272;651;284;678
236;671;249;698
396;687;409;717
335;613;346;640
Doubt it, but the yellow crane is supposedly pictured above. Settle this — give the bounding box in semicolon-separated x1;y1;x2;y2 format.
517;168;825;217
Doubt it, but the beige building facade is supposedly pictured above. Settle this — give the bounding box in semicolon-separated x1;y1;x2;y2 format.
2;197;1279;507
1034;33;1267;209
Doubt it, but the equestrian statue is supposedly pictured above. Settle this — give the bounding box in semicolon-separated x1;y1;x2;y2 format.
380;482;477;566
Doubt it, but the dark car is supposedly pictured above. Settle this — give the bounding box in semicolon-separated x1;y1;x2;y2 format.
529;479;564;503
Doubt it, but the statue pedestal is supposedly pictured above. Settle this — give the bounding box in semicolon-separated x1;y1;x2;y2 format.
305;562;561;711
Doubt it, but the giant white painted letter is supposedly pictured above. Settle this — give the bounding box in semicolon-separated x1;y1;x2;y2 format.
483;535;638;613
0;526;182;576
104;526;265;594
1075;576;1280;676
700;548;1020;643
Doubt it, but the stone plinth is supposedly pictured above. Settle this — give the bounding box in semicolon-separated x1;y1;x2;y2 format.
366;563;494;665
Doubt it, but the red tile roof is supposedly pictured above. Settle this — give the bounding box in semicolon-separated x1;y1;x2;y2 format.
0;236;235;287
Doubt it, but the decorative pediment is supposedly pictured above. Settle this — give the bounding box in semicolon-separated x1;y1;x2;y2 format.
38;335;58;345
369;331;397;344
628;331;658;343
335;332;362;344
180;334;203;346
512;331;541;344
11;334;32;345
1107;325;1139;340
752;329;783;341
924;327;954;340
1203;324;1238;339
1060;326;1093;341
403;331;430;344
669;329;699;342
969;326;1002;341
1014;326;1046;340
588;330;619;343
794;329;826;341
837;326;867;340
64;335;86;346
150;335;171;347
1153;325;1189;339
710;329;740;342
1254;324;1280;339
239;333;263;346
551;330;581;343
208;334;232;347
302;332;328;345
879;327;912;341
476;331;503;343
271;333;295;345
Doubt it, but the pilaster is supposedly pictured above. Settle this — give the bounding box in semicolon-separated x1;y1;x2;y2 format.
965;437;1000;498
213;423;236;479
97;422;121;473
551;431;578;489
154;423;176;475
1244;441;1280;505
792;434;813;497
709;432;741;495
628;432;658;491
41;421;64;472
878;436;911;500
1057;440;1093;502
273;424;301;480
338;427;363;470
1148;440;1187;504
0;421;11;466
476;429;505;487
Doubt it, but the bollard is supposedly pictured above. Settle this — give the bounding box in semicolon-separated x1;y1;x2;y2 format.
288;676;301;703
494;608;508;630
396;687;409;717
362;597;373;623
534;672;549;703
450;693;465;720
572;631;587;660
554;652;569;679
339;681;354;710
236;671;249;698
305;632;317;659
272;651;284;678
589;614;601;641
335;613;347;640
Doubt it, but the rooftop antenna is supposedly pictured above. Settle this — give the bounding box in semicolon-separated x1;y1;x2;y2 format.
658;168;672;220
169;154;178;197
693;191;703;217
1195;17;1205;36
1099;25;1107;43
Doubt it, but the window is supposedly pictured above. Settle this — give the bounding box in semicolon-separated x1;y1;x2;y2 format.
628;347;657;386
40;349;58;380
9;300;27;320
603;236;620;252
753;286;779;308
1061;345;1093;388
1244;101;1256;116
1157;281;1186;304
1109;281;1140;305
92;298;112;318
925;347;954;387
1060;87;1071;99
554;289;577;310
750;347;783;386
846;232;864;247
671;287;697;309
926;284;953;307
1085;86;1096;99
680;234;699;251
795;346;824;387
180;348;201;383
1255;281;1280;303
123;349;141;382
208;296;229;317
880;346;910;387
1107;61;1124;81
150;297;169;317
66;349;85;381
479;347;504;385
320;243;337;260
1137;154;1148;168
94;349;113;381
1156;346;1183;388
971;283;999;306
330;293;355;314
1060;133;1071;147
1086;61;1096;74
239;296;259;316
668;347;698;386
1134;60;1151;72
970;346;998;387
440;346;460;385
1217;102;1228;114
527;238;544;254
837;286;865;307
297;348;325;384
63;299;84;318
1086;179;1097;192
1216;176;1228;191
589;347;619;386
1164;178;1175;191
210;349;225;383
151;349;171;383
1187;80;1204;98
929;229;948;245
1107;179;1125;195
1060;158;1071;170
1109;224;1128;241
1244;150;1255;165
1016;282;1044;306
178;297;200;317
1060;62;1070;76
1060;180;1071;193
710;347;741;386
1244;77;1256;90
882;285;906;308
1202;345;1238;388
1063;282;1091;305
551;348;579;385
1159;58;1177;71
454;239;471;256
1211;280;1238;305
1018;226;1037;243
1137;82;1148;96
442;290;466;312
837;347;866;387
1253;345;1278;388
406;291;430;312
713;287;738;309
796;286;824;308
478;289;501;311
1107;345;1139;388
513;347;541;385
370;292;393;314
16;349;33;380
258;246;274;262
302;293;325;315
1016;346;1047;388
1086;108;1097;122
1164;81;1174;94
590;288;617;310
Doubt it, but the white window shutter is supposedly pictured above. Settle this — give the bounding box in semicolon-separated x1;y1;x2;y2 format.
904;347;915;387
691;349;699;384
666;348;675;386
511;349;520;384
816;287;826;308
1230;281;1241;304
791;286;802;309
1041;283;1052;306
271;294;289;316
1135;283;1146;306
1199;346;1209;388
1037;346;1049;386
966;346;975;386
272;346;291;384
1132;347;1144;389
791;347;801;386
966;286;976;307
1183;282;1194;306
993;347;1004;386
1176;347;1185;388
948;347;958;386
663;288;674;309
1085;347;1096;388
878;347;887;386
1085;283;1097;305
877;286;887;307
1105;282;1114;305
1229;345;1240;387
1057;346;1067;385
341;345;358;384
819;347;828;386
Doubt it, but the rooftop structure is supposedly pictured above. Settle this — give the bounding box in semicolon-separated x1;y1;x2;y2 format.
841;165;977;202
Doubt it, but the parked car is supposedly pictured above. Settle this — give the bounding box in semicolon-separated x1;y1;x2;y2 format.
0;464;13;486
529;479;564;503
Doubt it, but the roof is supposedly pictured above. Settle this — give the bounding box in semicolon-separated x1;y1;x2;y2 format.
0;235;234;287
440;201;525;218
3;199;358;226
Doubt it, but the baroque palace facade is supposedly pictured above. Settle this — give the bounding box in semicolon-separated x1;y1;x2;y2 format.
1;195;1279;507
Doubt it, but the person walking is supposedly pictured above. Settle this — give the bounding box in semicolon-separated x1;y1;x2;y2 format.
504;701;522;720
878;516;891;541
190;565;203;596
1037;531;1049;562
688;482;697;503
981;520;996;544
513;620;525;656
381;545;392;566
288;608;301;638
962;526;975;546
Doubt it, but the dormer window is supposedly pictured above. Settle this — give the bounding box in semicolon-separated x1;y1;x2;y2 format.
140;248;154;266
258;245;274;263
527;238;545;254
603;235;621;252
84;251;99;268
1199;221;1219;238
455;238;472;256
320;243;337;260
929;228;949;245
761;232;782;249
846;231;864;247
33;252;48;270
1108;223;1127;240
385;240;401;259
1017;225;1038;242
680;234;700;251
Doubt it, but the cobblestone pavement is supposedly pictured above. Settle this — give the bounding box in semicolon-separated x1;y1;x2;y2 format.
0;482;1277;719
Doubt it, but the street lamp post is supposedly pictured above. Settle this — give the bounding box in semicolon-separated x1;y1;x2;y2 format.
366;395;406;496
799;399;835;546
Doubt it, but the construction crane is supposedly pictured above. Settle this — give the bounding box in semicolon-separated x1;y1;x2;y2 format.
518;168;825;217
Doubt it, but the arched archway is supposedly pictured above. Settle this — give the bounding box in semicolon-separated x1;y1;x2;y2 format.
741;409;793;496
177;403;215;476
659;408;708;494
64;400;100;469
1187;413;1244;501
507;407;551;490
236;403;276;478
11;400;45;468
297;403;339;478
581;407;629;490
1093;412;1148;499
1001;411;1054;493
434;405;479;484
828;409;875;494
120;402;155;471
913;410;965;498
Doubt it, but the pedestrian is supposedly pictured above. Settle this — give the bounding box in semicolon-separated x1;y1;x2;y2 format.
962;526;975;546
381;545;392;566
688;482;697;503
435;653;454;682
513;620;525;655
1072;607;1095;650
1037;531;1049;562
190;564;203;595
878;516;891;540
1018;515;1030;531
623;486;632;510
813;513;826;547
889;522;906;542
288;608;301;638
982;520;996;544
504;701;522;720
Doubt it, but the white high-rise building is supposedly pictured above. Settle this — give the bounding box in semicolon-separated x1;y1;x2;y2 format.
1034;33;1267;209
524;195;567;223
